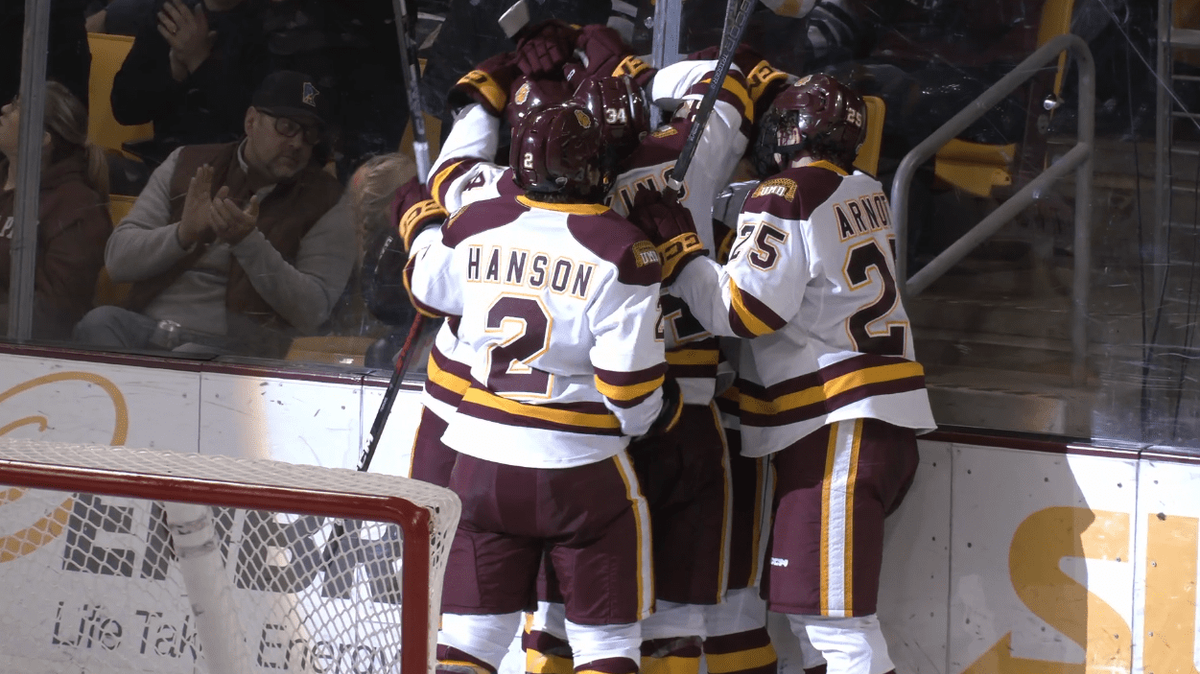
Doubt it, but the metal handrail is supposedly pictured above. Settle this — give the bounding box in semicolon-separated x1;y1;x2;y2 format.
890;33;1096;383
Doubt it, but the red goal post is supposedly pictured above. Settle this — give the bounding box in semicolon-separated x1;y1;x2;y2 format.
0;437;460;674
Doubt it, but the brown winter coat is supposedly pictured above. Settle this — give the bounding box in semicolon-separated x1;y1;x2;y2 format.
0;156;111;340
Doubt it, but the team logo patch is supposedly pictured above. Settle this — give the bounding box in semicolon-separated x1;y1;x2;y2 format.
302;82;320;107
651;127;678;139
752;178;798;201
632;240;660;268
574;109;592;128
514;81;531;105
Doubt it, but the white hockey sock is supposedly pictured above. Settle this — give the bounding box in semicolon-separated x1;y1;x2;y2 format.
786;614;893;674
439;611;523;670
565;618;642;667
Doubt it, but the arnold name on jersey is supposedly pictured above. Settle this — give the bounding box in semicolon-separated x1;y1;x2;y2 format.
834;190;892;242
465;244;598;301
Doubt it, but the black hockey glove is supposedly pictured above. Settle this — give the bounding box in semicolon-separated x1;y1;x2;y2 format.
639;377;683;439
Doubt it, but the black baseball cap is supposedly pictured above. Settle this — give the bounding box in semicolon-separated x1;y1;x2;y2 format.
251;70;327;126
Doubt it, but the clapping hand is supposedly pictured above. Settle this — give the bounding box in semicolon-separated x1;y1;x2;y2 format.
210;187;260;245
158;0;216;81
177;164;214;248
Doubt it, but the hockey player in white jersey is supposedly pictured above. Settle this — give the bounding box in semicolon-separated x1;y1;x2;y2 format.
388;50;581;490
406;101;681;674
642;74;937;674
389;23;655;492
524;47;796;674
406;50;591;471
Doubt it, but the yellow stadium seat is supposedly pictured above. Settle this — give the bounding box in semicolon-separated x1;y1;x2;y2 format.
854;96;885;176
932;0;1075;197
93;194;137;307
285;336;379;367
108;193;136;223
86;32;153;159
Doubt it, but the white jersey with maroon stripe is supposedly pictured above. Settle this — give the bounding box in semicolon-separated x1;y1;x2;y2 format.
427;103;520;214
606;59;751;405
406;194;667;468
671;161;936;457
607;59;751;252
418;103;516;423
419;320;470;422
423;60;751;409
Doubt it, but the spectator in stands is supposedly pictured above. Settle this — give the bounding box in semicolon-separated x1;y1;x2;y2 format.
86;0;159;36
73;71;356;359
1;0;91;109
322;152;418;349
110;0;270;169
262;0;411;181
0;82;112;341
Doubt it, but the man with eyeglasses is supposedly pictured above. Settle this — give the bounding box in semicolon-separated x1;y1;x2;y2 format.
74;70;356;360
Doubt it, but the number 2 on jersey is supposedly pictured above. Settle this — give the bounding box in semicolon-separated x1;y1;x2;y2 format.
845;238;907;356
485;295;553;397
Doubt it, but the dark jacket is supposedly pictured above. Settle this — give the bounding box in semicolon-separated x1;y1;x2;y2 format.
0;0;91;108
97;0;159;37
0;157;112;340
110;0;270;167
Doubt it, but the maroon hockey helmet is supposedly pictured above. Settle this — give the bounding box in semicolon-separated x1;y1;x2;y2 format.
510;102;611;199
572;75;650;160
752;73;867;176
507;75;574;131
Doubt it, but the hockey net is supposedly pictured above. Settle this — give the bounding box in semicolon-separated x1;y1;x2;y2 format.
0;438;460;674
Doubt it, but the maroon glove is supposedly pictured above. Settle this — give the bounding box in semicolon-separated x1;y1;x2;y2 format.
514;20;581;78
625;185;705;284
566;24;655;89
390;177;448;252
447;50;520;116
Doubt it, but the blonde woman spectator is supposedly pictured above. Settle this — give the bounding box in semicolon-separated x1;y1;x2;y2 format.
346;152;420;367
0;81;112;341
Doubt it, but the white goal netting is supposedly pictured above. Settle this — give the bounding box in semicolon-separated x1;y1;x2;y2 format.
0;438;460;674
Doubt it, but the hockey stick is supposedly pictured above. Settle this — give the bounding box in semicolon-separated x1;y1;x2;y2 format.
663;0;756;200
339;0;433;481
353;0;527;473
324;314;428;567
498;0;532;40
349;0;525;471
392;0;432;182
358;314;427;473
